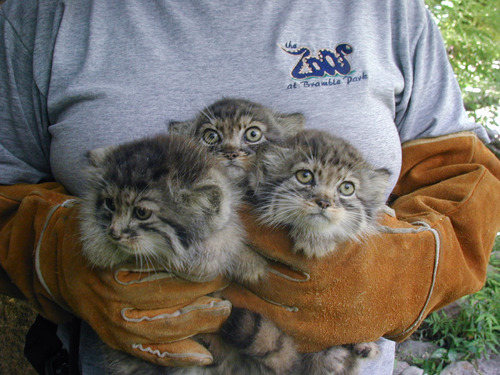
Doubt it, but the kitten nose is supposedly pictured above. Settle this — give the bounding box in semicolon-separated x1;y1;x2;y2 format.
108;227;121;240
224;151;240;160
316;199;331;209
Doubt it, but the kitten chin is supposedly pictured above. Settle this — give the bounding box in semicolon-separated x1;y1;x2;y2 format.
251;129;390;259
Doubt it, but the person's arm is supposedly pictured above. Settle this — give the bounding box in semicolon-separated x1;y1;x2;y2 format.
224;131;500;351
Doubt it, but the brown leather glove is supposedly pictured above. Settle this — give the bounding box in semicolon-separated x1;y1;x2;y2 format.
0;183;231;366
223;132;500;352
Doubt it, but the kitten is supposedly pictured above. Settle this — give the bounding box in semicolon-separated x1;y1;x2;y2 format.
79;134;295;375
168;97;305;185
250;129;390;259
246;128;390;375
79;134;265;283
170;101;384;374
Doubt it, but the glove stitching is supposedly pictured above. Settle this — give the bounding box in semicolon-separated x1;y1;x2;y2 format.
268;267;310;283
35;199;79;305
35;204;62;302
121;300;232;322
259;296;299;313
114;268;176;285
131;343;212;361
248;244;310;282
384;220;440;340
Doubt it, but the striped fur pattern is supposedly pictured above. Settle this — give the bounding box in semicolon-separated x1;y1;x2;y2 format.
79;134;296;375
250;129;390;258
80;134;267;282
169;98;305;185
106;308;300;375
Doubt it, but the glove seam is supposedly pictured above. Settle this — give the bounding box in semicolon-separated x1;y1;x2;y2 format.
35;198;78;305
131;343;212;361
395;166;486;225
384;219;441;340
120;299;232;322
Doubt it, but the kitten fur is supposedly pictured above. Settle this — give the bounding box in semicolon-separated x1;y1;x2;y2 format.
169;104;383;374
250;129;390;258
243;128;388;374
80;134;298;375
169;97;305;184
80;134;265;283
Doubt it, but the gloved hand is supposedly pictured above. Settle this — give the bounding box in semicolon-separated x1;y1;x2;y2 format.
0;183;231;367
223;132;500;352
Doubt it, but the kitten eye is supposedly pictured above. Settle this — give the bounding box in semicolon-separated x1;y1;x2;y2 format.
202;129;220;145
244;127;262;143
295;170;314;184
339;181;355;196
134;207;152;220
104;198;115;211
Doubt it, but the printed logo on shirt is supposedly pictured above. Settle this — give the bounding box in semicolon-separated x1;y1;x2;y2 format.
279;42;368;90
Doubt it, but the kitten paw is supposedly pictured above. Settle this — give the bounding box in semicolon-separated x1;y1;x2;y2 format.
232;247;268;285
301;346;352;375
352;342;380;359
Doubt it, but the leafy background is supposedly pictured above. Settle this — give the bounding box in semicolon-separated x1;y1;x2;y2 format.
425;0;499;130
405;2;500;373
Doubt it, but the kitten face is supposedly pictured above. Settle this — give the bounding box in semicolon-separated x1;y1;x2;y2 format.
252;130;390;257
169;98;305;182
80;135;235;270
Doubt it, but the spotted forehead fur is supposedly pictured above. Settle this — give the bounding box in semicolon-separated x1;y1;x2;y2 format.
91;134;219;191
290;130;369;174
196;100;273;134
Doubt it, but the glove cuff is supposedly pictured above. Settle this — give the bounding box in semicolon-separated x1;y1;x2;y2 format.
34;195;80;322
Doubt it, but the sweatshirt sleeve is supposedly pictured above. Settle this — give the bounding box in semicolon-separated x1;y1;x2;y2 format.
392;0;488;143
0;0;62;185
0;0;65;301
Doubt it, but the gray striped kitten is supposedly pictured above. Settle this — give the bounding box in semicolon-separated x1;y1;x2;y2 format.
169;101;385;374
80;134;265;283
250;129;391;258
79;134;296;375
247;129;390;375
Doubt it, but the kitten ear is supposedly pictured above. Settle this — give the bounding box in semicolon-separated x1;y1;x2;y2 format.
367;168;391;201
168;120;193;136
185;185;224;214
87;146;115;167
276;113;306;135
251;143;294;191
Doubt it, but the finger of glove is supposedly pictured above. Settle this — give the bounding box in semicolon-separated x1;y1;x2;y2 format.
102;269;230;310
116;296;232;343
127;339;214;367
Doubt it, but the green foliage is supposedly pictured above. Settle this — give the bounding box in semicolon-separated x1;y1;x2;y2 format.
425;0;500;129
413;236;500;374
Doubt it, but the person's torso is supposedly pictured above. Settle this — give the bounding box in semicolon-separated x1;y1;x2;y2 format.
46;0;405;196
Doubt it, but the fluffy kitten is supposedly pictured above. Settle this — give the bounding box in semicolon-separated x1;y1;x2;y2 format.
79;134;296;375
250;129;390;259
80;134;265;283
170;102;385;374
169;98;305;184
244;129;390;375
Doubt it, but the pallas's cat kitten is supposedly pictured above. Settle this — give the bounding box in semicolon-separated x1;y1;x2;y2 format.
236;129;390;375
250;129;391;259
169;98;305;184
79;134;298;375
79;134;265;282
